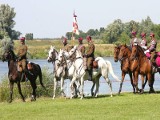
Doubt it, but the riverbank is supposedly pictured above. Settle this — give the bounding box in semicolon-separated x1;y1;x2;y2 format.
13;40;115;59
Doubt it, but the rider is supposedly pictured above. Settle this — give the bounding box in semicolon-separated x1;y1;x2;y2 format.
144;33;157;72
140;32;147;50
78;37;86;69
85;35;95;81
62;37;71;52
130;30;139;47
77;37;85;56
144;33;157;54
17;36;28;81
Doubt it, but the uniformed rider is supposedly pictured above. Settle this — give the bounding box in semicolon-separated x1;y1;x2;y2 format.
85;35;95;81
144;33;157;54
140;32;147;50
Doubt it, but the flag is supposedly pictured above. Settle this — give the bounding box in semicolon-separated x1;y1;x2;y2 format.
72;11;79;35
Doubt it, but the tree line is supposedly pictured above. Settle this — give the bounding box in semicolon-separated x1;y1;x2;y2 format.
1;4;160;44
66;17;160;44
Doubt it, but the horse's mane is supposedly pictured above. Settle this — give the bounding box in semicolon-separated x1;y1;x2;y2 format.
8;48;17;61
137;45;145;57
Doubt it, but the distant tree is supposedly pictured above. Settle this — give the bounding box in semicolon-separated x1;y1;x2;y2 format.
11;30;21;40
0;4;16;39
86;29;96;36
153;24;160;40
124;20;139;37
99;27;105;33
103;19;124;43
66;32;72;40
25;33;33;40
117;32;130;44
139;16;154;37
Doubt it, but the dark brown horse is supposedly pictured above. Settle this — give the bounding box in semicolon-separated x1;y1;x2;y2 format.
114;45;135;94
2;48;45;102
130;45;155;93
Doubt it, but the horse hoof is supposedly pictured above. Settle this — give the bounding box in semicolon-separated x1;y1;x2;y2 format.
91;92;94;96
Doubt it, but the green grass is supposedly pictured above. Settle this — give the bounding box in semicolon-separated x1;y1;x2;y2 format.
0;93;160;120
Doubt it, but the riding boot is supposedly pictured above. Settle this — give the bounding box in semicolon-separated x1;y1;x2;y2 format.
20;72;25;82
88;69;93;81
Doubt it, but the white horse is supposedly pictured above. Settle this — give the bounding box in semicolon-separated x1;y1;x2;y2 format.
47;46;77;99
62;46;121;99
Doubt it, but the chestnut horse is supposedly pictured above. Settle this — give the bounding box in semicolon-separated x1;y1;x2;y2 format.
2;48;45;102
114;45;135;94
130;45;155;93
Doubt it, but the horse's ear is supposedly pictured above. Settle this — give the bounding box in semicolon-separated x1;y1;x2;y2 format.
60;49;61;52
50;45;53;49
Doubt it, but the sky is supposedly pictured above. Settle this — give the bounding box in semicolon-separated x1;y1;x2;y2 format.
0;0;160;38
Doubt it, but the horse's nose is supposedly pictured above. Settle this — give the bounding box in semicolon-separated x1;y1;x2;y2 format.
47;58;51;62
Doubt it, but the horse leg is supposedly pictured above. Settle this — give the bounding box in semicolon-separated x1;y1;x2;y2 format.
94;77;100;97
91;79;95;96
133;71;139;93
70;77;77;99
60;77;66;97
53;77;57;99
118;72;125;95
17;82;25;102
30;80;37;101
140;75;145;94
104;77;113;97
9;81;14;103
80;77;84;99
148;73;155;93
73;82;79;98
128;72;135;93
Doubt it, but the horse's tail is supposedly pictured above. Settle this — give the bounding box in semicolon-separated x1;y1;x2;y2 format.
37;64;46;89
106;60;121;82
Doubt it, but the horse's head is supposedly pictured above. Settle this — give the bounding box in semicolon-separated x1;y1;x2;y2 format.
130;45;138;61
68;45;77;57
47;46;58;62
118;44;130;61
2;49;15;62
57;49;66;66
114;45;120;62
130;45;145;61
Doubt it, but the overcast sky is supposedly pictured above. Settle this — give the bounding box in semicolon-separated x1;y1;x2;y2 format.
0;0;160;38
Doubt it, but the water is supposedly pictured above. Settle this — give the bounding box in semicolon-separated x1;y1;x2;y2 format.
1;57;160;96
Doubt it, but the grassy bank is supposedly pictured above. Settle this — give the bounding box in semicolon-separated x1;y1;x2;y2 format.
13;40;115;59
0;93;160;120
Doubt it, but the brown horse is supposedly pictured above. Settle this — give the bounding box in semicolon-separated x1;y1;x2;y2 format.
114;45;135;94
130;45;155;93
2;48;45;102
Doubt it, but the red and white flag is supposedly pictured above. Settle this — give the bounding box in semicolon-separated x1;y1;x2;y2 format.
72;11;79;35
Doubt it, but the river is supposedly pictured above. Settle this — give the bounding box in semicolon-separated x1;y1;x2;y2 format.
1;57;160;96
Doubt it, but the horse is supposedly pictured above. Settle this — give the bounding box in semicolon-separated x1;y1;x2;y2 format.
47;46;77;99
150;51;160;73
114;45;135;94
2;48;45;102
61;46;120;99
130;45;155;93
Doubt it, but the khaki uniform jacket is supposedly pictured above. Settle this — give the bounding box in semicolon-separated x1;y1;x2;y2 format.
86;42;95;58
63;44;73;52
78;44;85;57
17;44;28;59
17;44;28;71
86;41;95;70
